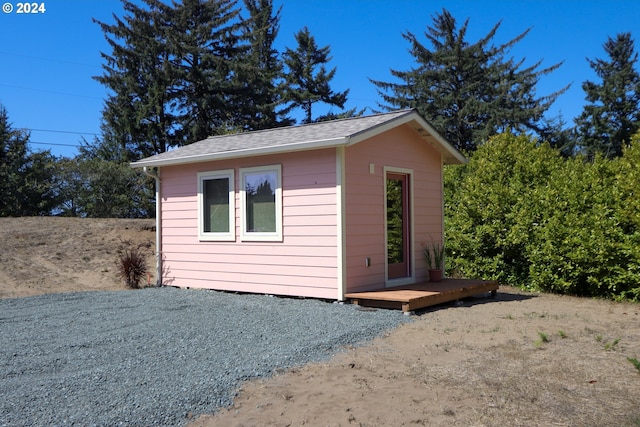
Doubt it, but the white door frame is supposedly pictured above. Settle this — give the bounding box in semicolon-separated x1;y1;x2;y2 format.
383;166;415;287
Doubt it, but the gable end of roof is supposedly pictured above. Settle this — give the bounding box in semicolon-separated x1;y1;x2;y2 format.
130;109;465;167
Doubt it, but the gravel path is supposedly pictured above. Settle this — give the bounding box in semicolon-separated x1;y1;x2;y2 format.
0;288;410;426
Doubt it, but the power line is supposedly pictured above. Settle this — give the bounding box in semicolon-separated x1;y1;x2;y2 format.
0;83;104;100
20;127;99;136
29;141;81;147
0;50;99;69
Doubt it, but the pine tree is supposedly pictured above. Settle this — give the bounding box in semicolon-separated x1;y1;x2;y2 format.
574;32;640;159
371;9;567;152
282;26;350;124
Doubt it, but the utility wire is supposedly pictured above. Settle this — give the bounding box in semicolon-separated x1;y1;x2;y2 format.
29;141;81;147
20;127;99;136
0;83;104;100
0;50;99;68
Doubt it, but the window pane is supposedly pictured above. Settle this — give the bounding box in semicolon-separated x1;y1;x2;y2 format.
245;171;276;232
203;177;230;233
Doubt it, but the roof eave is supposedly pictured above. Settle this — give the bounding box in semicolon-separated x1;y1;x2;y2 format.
130;136;349;168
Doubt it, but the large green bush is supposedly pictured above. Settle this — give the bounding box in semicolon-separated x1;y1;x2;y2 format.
444;132;640;301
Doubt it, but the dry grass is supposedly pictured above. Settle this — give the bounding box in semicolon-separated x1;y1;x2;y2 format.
0;217;155;299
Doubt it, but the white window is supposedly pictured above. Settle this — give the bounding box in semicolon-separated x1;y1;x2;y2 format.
198;170;235;241
240;165;282;241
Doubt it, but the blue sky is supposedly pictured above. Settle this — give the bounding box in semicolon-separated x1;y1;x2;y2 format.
0;0;638;158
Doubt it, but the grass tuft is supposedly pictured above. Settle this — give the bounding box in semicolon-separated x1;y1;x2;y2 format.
628;357;640;374
604;338;621;351
535;331;550;348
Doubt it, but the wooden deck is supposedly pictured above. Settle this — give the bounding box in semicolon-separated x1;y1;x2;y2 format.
345;279;499;313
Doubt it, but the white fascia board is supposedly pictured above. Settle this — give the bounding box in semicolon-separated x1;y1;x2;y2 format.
413;115;467;165
130;136;349;168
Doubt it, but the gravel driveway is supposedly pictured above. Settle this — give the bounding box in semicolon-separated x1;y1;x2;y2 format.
1;288;409;426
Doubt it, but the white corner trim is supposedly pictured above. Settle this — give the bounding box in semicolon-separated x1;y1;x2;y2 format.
336;146;347;301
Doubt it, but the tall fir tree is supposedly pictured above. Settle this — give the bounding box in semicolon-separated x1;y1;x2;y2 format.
282;26;350;124
94;0;248;158
94;0;177;159
371;9;567;152
574;32;640;159
238;0;290;130
169;0;245;142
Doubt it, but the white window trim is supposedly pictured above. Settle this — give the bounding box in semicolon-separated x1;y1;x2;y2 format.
240;164;282;242
197;169;235;241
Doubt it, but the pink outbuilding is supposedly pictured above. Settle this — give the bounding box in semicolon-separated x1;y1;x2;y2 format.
131;109;466;302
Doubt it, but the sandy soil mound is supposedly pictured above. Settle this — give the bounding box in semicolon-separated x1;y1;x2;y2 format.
0;217;155;299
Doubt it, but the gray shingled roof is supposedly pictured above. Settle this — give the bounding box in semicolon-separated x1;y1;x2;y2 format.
131;109;465;167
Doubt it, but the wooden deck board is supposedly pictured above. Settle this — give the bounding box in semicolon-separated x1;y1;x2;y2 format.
346;279;499;312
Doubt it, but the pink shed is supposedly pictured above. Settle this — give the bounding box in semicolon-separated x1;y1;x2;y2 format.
131;110;465;301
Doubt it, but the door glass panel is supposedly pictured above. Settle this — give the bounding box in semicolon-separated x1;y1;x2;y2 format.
387;177;404;265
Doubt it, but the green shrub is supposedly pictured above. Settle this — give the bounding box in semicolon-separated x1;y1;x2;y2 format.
445;131;640;301
528;147;640;299
445;132;562;286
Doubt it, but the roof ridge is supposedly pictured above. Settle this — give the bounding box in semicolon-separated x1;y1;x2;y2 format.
292;108;414;129
203;109;414;141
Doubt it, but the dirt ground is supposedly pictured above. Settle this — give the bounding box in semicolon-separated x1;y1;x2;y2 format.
0;217;156;299
1;217;639;426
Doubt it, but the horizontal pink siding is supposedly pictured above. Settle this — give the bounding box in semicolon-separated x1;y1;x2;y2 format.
162;234;337;248
344;124;443;293
160;149;338;299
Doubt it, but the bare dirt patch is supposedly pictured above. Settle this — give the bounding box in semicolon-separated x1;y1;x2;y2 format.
1;217;639;426
0;217;155;299
194;290;640;427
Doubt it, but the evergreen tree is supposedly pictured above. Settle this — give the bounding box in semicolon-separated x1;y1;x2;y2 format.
539;113;576;157
70;137;155;218
94;0;177;158
574;32;640;159
94;0;247;157
53;157;85;217
169;0;245;142
371;9;567;152
239;0;291;129
0;104;58;216
282;26;351;124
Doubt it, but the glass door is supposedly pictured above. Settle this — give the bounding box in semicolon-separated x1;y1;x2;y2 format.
386;172;410;280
